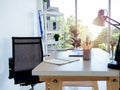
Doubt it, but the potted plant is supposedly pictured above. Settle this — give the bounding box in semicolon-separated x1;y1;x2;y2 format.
69;26;81;48
43;0;47;2
53;34;60;41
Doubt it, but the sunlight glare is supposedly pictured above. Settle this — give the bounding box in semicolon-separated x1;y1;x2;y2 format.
50;0;108;40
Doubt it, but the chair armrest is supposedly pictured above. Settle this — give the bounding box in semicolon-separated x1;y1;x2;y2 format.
8;57;14;79
43;55;50;57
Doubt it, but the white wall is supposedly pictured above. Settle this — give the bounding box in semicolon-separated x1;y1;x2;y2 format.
0;0;39;76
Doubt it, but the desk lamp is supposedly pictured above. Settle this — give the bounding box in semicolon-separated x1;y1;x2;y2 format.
93;9;120;70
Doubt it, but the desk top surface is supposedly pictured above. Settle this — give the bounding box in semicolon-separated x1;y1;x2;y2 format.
32;48;120;76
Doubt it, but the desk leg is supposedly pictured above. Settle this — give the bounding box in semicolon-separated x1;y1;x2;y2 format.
46;79;62;90
107;77;119;90
92;81;98;90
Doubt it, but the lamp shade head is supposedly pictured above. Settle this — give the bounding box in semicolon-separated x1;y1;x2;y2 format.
93;9;106;26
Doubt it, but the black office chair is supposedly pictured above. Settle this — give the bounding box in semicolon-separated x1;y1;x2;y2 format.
8;37;43;90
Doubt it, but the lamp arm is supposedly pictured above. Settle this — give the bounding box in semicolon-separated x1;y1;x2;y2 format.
105;16;120;29
105;16;120;63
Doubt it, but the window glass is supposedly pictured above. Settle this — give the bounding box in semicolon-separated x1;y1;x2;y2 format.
77;0;108;40
50;0;108;39
50;0;75;19
77;0;108;25
50;0;117;50
111;0;120;25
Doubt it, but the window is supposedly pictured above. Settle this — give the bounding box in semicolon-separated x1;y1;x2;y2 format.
49;0;119;50
50;0;108;39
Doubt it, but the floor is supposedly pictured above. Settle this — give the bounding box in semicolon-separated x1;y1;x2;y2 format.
0;71;106;90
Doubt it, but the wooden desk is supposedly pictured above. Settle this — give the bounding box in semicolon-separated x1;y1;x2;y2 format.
32;48;120;90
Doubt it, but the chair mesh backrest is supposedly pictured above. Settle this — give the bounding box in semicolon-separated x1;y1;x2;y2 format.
12;37;43;72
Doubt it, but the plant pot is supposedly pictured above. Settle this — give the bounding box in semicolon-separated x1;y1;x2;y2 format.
54;37;59;41
53;34;60;41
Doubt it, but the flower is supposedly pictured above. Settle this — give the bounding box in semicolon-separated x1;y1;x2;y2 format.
109;41;116;46
69;26;81;48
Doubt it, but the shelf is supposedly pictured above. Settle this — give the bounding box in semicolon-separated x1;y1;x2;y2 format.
44;40;64;44
46;30;61;33
42;11;63;17
41;6;64;55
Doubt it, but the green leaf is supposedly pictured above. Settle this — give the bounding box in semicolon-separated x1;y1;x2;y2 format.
43;0;47;2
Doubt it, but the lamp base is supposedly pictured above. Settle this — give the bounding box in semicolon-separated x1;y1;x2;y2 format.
108;61;120;70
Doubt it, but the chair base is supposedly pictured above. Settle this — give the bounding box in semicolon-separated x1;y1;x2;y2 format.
20;84;35;90
29;84;34;90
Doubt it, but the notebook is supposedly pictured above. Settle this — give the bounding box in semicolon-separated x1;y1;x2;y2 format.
44;57;80;65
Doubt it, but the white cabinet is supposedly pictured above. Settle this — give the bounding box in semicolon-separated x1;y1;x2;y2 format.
42;8;64;55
